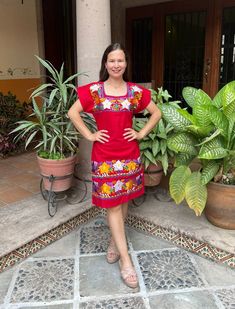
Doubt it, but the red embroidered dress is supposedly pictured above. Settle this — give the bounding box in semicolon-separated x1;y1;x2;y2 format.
77;81;151;208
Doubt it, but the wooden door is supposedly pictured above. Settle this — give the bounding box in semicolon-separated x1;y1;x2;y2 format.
42;0;77;78
218;0;235;90
126;0;235;99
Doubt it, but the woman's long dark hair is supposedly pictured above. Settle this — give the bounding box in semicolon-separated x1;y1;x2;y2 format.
99;43;129;81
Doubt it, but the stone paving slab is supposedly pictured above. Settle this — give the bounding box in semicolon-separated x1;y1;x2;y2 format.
149;291;218;309
79;255;139;297
137;249;205;292
80;296;147;308
10;259;74;303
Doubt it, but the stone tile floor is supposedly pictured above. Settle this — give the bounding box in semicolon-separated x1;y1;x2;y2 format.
0;217;235;309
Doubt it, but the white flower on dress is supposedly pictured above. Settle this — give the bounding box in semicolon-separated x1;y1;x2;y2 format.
113;160;124;171
114;180;123;192
121;99;131;110
102;99;112;109
131;85;141;93
90;84;100;92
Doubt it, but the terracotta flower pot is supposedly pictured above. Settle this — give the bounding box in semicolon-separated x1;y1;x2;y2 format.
205;181;235;229
37;154;77;192
144;163;163;187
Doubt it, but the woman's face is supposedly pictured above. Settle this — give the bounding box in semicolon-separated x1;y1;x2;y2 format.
105;49;127;79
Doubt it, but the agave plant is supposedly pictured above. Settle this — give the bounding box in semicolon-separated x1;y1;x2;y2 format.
11;56;96;159
159;81;235;216
133;87;179;174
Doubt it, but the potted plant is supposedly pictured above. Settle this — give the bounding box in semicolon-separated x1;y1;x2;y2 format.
159;81;235;229
11;56;96;192
134;87;178;186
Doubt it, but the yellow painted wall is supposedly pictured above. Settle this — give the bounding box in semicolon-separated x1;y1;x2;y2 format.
0;78;41;103
0;0;43;104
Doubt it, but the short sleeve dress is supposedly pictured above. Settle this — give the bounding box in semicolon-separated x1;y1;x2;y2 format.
77;81;151;208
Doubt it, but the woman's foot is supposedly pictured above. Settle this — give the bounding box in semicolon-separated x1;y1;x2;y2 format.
119;260;138;288
106;239;120;264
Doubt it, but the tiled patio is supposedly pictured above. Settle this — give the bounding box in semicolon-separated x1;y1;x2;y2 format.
0;151;235;308
0;152;40;206
1;217;235;308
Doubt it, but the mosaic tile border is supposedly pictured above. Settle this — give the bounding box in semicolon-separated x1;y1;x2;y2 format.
0;207;99;273
124;213;235;269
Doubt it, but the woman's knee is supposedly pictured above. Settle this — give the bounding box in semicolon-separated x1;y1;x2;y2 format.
107;204;122;214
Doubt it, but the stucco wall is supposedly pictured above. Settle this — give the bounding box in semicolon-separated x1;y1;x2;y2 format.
0;0;41;80
0;0;44;101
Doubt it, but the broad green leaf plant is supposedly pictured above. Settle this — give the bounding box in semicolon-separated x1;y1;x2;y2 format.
159;81;235;216
11;56;96;159
134;87;179;174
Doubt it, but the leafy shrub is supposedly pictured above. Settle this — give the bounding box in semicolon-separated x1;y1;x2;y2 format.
0;92;30;157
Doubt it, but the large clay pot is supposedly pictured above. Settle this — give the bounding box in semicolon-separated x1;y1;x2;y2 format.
37;155;77;192
144;163;163;187
205;181;235;229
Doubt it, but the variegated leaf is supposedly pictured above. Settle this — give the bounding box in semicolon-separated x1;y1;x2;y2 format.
175;153;195;166
182;87;198;108
185;172;207;216
169;166;191;204
221;81;235;108
158;103;191;130
224;99;235;121
187;124;213;137
198;137;228;159
167;133;198;155
201;160;220;185
194;89;212;105
193;103;212;128
178;109;196;124
208;105;229;137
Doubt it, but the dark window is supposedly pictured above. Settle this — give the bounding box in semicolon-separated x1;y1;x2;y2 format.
131;18;152;83
219;7;235;89
164;11;206;100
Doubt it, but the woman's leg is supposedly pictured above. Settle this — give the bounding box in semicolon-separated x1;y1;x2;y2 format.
106;202;128;263
107;204;138;287
122;202;129;221
107;205;130;266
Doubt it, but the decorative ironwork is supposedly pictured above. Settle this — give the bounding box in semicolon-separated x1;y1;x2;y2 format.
164;11;206;101
219;7;235;89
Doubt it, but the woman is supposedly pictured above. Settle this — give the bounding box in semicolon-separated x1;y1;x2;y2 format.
68;43;161;289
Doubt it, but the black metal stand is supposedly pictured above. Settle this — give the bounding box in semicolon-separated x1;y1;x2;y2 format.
40;164;88;217
132;185;172;207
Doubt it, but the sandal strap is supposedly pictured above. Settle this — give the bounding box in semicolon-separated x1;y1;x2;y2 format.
120;267;137;281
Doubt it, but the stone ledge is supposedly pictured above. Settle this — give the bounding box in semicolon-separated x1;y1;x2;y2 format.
0;192;93;258
1;193;235;273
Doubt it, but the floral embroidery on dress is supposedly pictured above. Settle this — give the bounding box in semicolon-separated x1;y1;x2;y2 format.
92;157;142;178
89;83;143;112
92;174;143;200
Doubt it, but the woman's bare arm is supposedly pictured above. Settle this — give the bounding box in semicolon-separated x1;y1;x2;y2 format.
123;100;162;141
68;99;110;143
